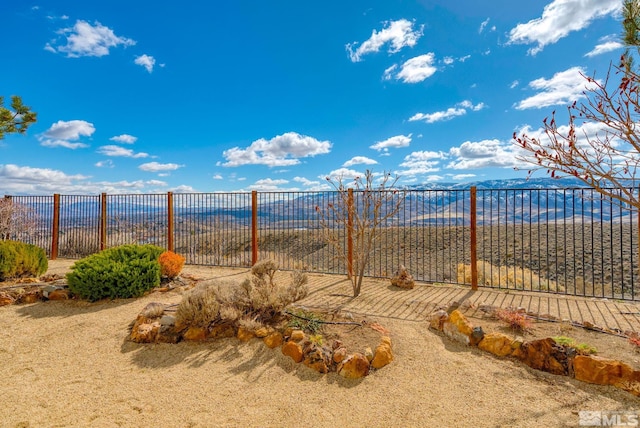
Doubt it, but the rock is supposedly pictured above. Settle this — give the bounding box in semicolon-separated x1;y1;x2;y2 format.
574;356;640;396
282;340;304;363
337;353;370;379
333;347;348;363
209;324;236;338
470;326;485;346
442;310;474;345
390;265;415;289
19;290;41;304
254;327;270;338
478;333;514;357
130;322;161;343
237;327;255;342
156;325;181;344
183;326;208;341
449;310;473;336
429;310;448;331
290;330;305;342
331;340;343;350
364;347;374;363
371;337;393;369
303;343;332;373
513;338;574;376
263;332;284;349
47;289;70;300
0;292;16;306
42;285;59;298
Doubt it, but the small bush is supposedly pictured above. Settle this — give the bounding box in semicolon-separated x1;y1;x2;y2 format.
158;251;185;279
553;336;597;355
494;308;532;333
287;308;324;335
66;244;164;302
175;259;308;330
0;240;48;280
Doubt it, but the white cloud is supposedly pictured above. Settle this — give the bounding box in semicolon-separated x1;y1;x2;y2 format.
515;66;600;110
248;178;289;191
479;18;490;34
95;159;114;168
585;35;624;57
409;100;485;123
212;174;223;180
508;0;620;55
451;173;476;181
443;56;454;65
45;20;136;57
138;162;183;172
39;120;94;149
323;168;364;182
134;54;156;73
146;179;168;187
343;156;378;167
510;80;520;89
370;134;412;152
384;53;437;83
448;139;526;169
220;132;331;167
109;134;137;144
170;185;197;193
292;176;327;190
97;145;149;158
346;19;423;62
396;150;445;176
459;55;471;62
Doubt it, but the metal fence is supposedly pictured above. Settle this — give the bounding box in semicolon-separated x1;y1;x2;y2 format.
3;186;638;300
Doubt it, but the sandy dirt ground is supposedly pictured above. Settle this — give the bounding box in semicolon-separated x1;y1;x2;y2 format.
1;260;639;428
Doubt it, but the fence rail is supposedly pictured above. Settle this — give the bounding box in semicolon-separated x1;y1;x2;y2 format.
2;186;638;300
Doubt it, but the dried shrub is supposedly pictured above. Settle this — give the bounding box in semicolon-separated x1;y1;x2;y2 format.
159;250;185;279
494;308;532;333
175;259;308;331
0;198;39;242
457;261;564;292
59;230;100;257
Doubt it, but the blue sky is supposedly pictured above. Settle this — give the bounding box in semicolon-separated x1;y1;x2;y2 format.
0;0;627;195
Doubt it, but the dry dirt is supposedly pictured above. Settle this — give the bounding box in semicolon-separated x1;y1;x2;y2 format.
1;260;639;428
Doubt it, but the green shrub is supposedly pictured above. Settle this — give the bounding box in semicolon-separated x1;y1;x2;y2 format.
0;240;48;280
66;244;164;301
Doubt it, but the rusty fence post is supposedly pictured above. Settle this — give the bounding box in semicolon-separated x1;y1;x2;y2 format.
51;194;60;260
100;193;107;251
470;186;478;291
347;188;354;279
167;192;174;252
251;190;258;266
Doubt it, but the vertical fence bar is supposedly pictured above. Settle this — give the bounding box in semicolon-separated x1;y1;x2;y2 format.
347;188;354;279
470;186;478;290
51;194;60;259
251;190;258;266
100;193;107;251
167;192;174;252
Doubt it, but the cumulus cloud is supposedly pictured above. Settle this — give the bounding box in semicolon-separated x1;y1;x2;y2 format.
95;159;114;168
479;18;490;34
409;100;485;123
515;66;600;110
396;150;445;176
138;162;183;172
343;156;378;167
109;134;137;144
323;168;364;182
134;54;156;73
507;0;620;55
212;174;223;180
447;139;526;169
39;120;95;149
248;178;289;191
346;19;423;62
383;53;437;83
45;20;136;57
585;35;624;57
369;134;412;152
220;132;331;167
97;145;149;158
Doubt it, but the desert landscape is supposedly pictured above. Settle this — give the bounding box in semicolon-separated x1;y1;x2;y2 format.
1;259;639;428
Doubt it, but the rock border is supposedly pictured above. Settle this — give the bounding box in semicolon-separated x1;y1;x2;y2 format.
129;303;394;379
430;309;640;397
